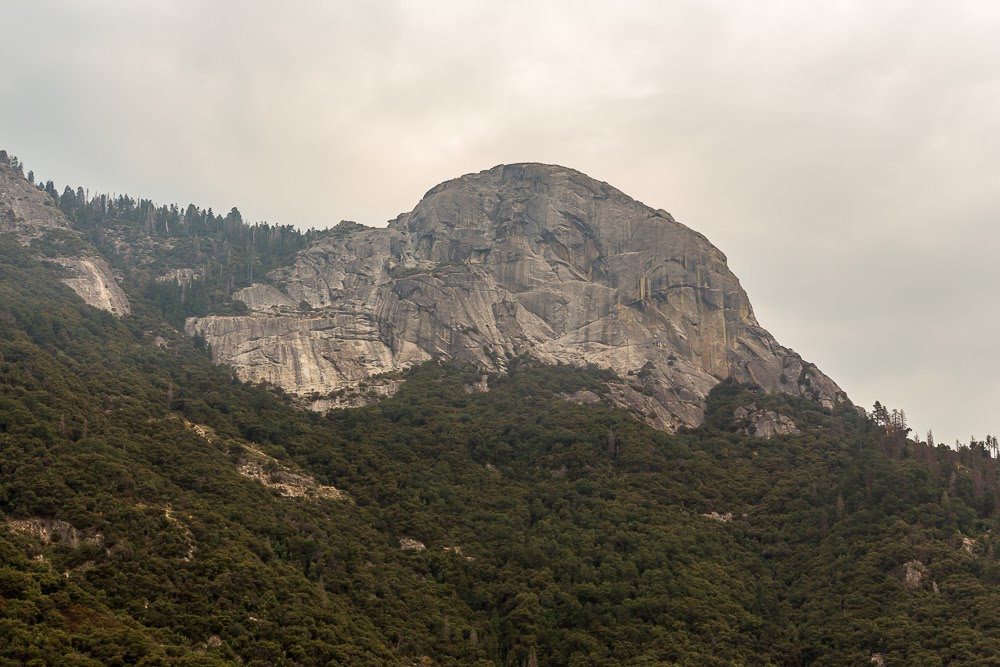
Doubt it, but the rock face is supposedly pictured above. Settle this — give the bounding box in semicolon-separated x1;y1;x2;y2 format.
0;164;68;239
188;163;847;429
902;560;930;591
236;443;346;500
734;404;801;439
0;163;130;316
5;517;104;548
52;257;130;316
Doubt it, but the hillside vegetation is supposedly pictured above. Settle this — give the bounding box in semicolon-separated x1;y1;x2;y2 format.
3;153;1000;665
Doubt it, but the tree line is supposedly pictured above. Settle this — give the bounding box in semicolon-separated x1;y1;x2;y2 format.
12;150;318;326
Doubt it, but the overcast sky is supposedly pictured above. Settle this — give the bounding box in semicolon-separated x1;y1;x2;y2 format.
4;1;999;444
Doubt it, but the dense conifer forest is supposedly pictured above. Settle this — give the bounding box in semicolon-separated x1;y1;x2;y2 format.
4;152;1000;665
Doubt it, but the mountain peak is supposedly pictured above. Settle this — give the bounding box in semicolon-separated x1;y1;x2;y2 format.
412;162;667;224
189;164;847;429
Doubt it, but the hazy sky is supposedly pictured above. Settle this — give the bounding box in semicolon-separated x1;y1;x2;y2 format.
4;1;999;444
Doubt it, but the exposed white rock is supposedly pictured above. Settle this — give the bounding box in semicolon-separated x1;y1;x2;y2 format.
235;283;300;311
704;511;735;522
0;163;130;316
157;267;201;288
182;419;347;501
188;164;848;429
399;537;426;551
183;419;217;442
560;389;603;406
0;163;69;240
902;559;929;590
53;256;131;316
464;374;490;393
308;378;404;411
734;403;800;439
5;517;104;548
237;443;346;500
187;313;429;399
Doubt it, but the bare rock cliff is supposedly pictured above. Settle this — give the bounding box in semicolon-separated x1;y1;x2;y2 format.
0;163;129;316
188;164;846;429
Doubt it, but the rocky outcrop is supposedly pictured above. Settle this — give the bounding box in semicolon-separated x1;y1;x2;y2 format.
182;419;347;500
0;164;68;240
52;257;130;316
5;517;104;548
399;537;427;551
188;163;847;429
734;403;801;439
234;283;300;311
187;313;419;398
0;163;130;316
157;267;201;289
902;560;930;591
237;443;346;500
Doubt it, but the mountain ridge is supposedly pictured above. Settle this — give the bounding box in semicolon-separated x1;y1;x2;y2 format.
8;150;1000;665
188;162;847;429
0;152;847;429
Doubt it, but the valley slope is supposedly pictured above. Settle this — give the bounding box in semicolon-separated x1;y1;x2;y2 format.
5;152;1000;666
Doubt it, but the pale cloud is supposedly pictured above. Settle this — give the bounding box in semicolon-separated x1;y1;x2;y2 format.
3;0;999;442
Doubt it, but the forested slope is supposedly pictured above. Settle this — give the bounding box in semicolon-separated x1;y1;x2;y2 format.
3;161;1000;665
